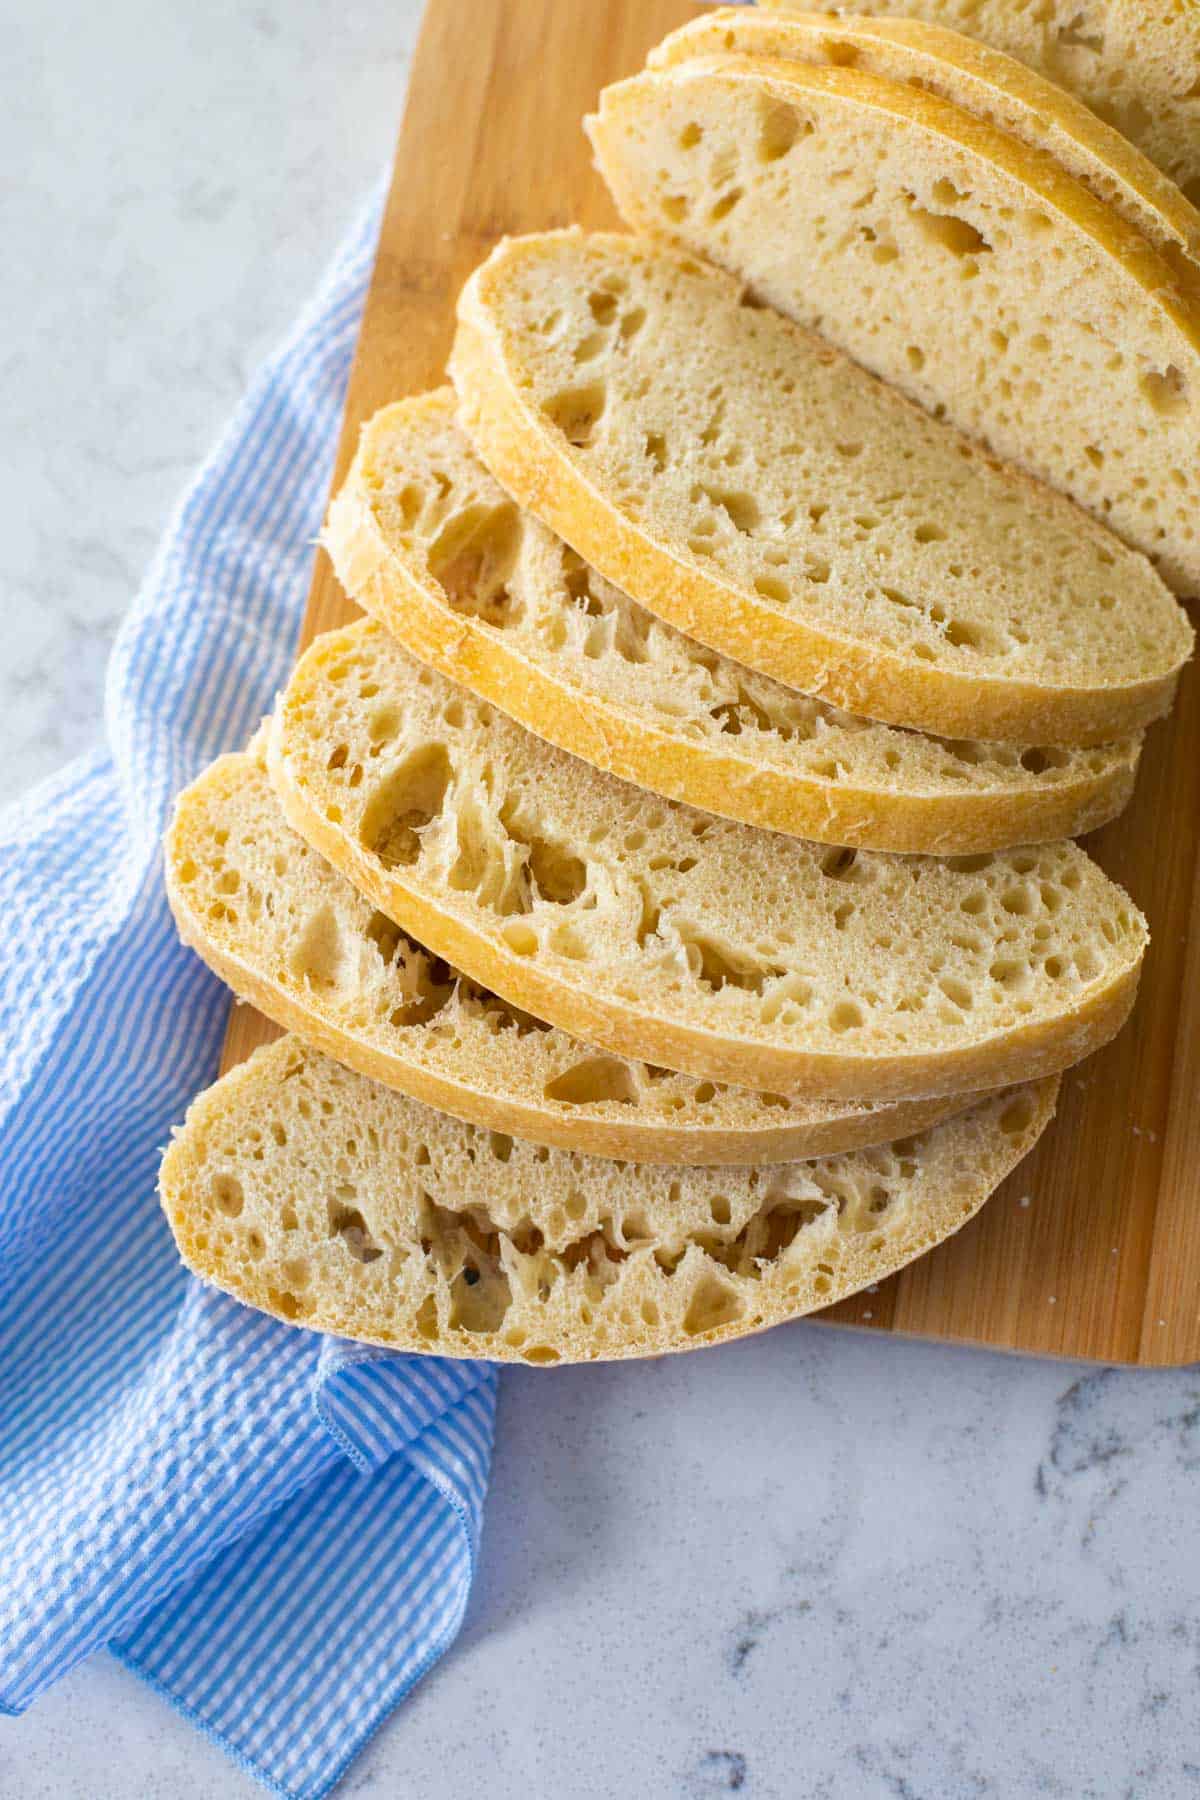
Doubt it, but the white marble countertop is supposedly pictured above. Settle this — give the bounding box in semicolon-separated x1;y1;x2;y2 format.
3;3;1197;1797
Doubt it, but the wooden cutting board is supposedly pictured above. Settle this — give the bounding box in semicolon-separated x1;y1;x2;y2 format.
221;0;1200;1366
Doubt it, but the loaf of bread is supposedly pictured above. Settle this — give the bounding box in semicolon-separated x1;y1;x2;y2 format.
450;232;1191;741
586;63;1200;594
159;1035;1058;1362
167;744;968;1163
760;0;1200;203
267;617;1147;1104
326;388;1141;852
651;9;1200;279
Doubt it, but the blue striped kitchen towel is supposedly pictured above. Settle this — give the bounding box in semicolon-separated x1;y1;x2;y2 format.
0;187;498;1800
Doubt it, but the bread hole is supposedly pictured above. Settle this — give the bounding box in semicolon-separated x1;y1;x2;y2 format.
588;290;618;325
415;1294;441;1340
753;574;789;605
906;345;926;371
418;1193;513;1332
575;329;615;365
267;1288;304;1321
522;1346;561;1364
939;977;972;1011
732;1192;829;1269
1054;11;1104;52
282;1257;310;1291
710;187;743;223
758;99;810;162
427;501;523;626
683;1273;745;1337
290;904;347;990
496;803;587;906
914;521;946;543
1001;885;1033;916
944;619;982;649
821;847;859;882
326;743;349;771
694;483;760;535
394;482;424;529
361;744;452;868
445;794;527;917
502;920;538;957
327;1199;383;1263
1139;366;1188;418
989;958;1027;990
545;381;607;447
685;930;779;997
619;305;646;339
488;1131;513;1164
828;1000;863;1034
908;195;991;258
999;1092;1036;1136
213;1174;244;1218
660;194;689;223
368;704;401;745
544;1056;638;1107
710;1194;733;1226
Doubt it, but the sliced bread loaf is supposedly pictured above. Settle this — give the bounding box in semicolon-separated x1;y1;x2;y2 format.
651;9;1200;282
327;388;1140;853
450;232;1191;743
267;618;1147;1104
166;745;966;1163
760;0;1200;202
586;62;1200;595
159;1035;1058;1363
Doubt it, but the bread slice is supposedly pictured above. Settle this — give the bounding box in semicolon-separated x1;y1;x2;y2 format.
450;232;1191;743
586;61;1200;595
166;745;968;1163
159;1035;1058;1363
326;388;1140;853
760;0;1200;204
267;617;1147;1104
652;9;1200;284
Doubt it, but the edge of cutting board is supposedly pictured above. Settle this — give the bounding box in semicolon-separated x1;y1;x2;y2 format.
219;0;1200;1367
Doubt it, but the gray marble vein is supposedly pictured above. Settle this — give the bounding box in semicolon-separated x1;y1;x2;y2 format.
3;3;1199;1798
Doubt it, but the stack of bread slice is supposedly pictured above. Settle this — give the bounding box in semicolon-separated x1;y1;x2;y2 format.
159;9;1198;1366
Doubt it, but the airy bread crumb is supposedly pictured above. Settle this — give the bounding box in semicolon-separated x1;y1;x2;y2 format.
159;1036;1058;1363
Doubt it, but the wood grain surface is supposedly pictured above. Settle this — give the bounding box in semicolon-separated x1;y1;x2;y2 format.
220;0;1200;1365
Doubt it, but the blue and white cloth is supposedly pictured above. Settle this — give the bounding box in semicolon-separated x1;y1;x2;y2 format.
0;189;498;1799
